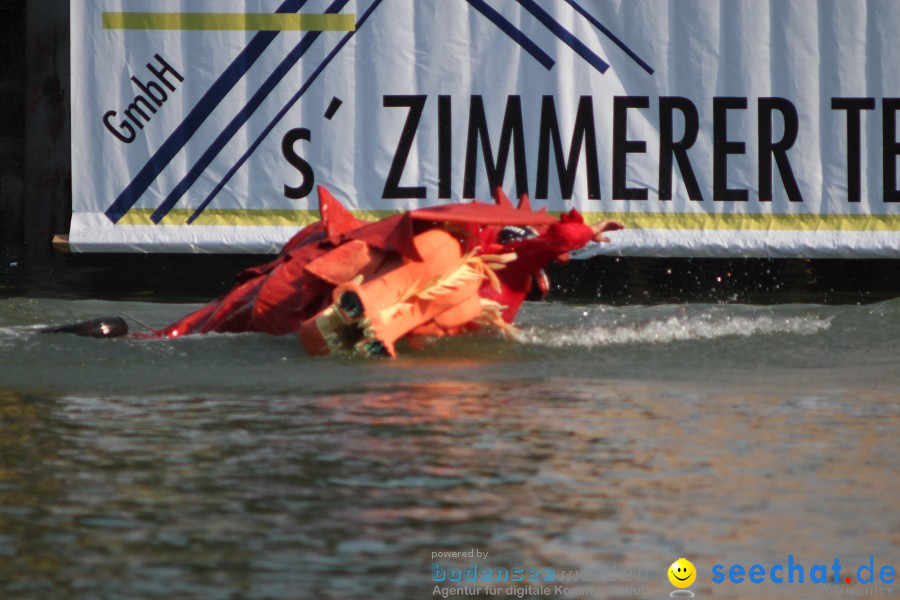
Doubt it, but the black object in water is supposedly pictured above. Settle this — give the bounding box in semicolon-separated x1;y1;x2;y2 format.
40;316;130;338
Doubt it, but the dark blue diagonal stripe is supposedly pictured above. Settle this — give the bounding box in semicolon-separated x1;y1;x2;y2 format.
151;0;350;224
565;0;654;75
104;0;310;223
466;0;555;70
514;0;609;74
187;0;386;224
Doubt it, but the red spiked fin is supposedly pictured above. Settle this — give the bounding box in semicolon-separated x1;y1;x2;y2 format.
491;187;514;209
517;193;532;212
318;185;364;243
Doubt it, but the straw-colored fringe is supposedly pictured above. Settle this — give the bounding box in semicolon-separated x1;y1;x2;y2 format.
378;252;503;324
418;254;495;299
478;252;517;270
474;298;523;341
316;306;347;350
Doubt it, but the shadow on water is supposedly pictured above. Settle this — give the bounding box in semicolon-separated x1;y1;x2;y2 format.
2;248;899;305
546;256;900;305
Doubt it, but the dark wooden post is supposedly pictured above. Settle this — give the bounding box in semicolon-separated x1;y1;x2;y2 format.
0;0;25;251
24;0;70;255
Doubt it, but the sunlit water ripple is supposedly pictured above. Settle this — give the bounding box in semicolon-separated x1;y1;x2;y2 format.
0;298;897;599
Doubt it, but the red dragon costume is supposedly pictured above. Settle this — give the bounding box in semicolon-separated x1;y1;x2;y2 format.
154;186;623;356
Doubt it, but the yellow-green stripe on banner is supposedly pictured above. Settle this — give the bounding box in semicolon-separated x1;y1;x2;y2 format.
101;12;356;32
115;209;900;231
118;209;391;227
577;212;900;232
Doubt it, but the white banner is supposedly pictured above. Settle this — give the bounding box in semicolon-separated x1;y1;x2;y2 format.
71;0;900;256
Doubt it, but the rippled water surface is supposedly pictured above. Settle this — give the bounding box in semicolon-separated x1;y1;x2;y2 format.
0;298;898;599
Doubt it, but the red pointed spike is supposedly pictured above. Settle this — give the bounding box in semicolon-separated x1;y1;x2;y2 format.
517;193;532;212
317;185;362;241
491;187;514;208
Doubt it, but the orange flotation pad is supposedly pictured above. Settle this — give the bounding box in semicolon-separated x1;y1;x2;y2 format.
299;228;493;357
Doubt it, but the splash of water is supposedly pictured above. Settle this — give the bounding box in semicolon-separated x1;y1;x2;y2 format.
524;313;832;348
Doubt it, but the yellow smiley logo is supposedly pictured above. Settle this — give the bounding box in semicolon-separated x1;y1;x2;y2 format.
668;558;697;588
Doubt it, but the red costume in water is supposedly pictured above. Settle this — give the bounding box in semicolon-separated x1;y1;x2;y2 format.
158;186;622;356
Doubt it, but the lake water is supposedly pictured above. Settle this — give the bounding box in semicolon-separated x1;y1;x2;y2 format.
0;297;897;599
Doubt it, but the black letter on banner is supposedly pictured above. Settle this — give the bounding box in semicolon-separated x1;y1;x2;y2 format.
124;96;157;129
438;95;452;199
884;98;900;202
282;128;314;199
383;95;427;199
612;96;649;200
758;97;803;202
659;97;702;201
146;54;184;91
713;97;748;201
103;110;136;144
463;95;528;199
536;96;601;200
831;98;874;203
131;75;168;107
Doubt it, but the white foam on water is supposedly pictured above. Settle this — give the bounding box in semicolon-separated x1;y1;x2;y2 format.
524;313;832;348
0;326;38;348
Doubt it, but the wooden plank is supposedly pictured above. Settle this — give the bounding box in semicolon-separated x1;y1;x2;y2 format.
52;233;69;253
